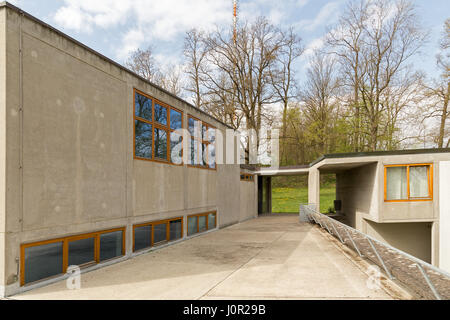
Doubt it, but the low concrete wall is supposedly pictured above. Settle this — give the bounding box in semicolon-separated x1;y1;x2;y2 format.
336;163;378;227
365;220;432;263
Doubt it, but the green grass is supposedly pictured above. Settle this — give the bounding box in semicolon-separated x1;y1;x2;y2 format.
272;187;336;214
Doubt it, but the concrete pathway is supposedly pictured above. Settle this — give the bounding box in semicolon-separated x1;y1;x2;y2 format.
12;215;391;300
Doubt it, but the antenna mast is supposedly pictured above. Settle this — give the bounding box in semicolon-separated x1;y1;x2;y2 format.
233;0;238;44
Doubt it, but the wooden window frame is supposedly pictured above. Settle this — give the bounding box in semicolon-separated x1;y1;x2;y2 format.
187;212;217;236
133;88;184;165
20;227;126;286
132;217;183;252
240;173;254;182
384;163;433;202
187;114;217;171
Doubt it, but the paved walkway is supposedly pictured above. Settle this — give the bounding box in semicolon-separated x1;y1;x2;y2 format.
12;215;391;300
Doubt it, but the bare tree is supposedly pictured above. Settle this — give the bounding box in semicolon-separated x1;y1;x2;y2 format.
184;29;208;109
326;0;427;151
301;51;341;155
126;46;161;83
270;27;304;163
419;19;450;148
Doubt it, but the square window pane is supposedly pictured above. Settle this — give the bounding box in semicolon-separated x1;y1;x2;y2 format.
154;223;167;244
188;216;197;235
386;167;408;200
170;132;183;164
134;225;152;251
155;103;168;125
170;109;182;130
25;242;63;284
68;238;95;267
135;121;152;159
205;128;216;143
170;220;182;241
199;216;207;233
410;166;430;198
208;213;216;230
100;231;123;262
155;128;168;160
135;92;152;121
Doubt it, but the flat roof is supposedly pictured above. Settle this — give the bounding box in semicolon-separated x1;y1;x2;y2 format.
310;148;450;167
0;1;234;130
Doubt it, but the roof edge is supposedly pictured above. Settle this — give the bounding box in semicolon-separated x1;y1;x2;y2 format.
0;1;234;130
309;148;450;167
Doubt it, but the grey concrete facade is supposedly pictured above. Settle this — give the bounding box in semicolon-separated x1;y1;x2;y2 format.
0;3;257;297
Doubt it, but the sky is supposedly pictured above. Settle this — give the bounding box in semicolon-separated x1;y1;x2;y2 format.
7;0;450;97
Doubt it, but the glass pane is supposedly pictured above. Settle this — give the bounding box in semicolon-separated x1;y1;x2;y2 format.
154;223;167;244
208;213;216;230
190;139;200;165
205;127;216;143
199;215;207;233
100;231;123;262
201;143;207;166
155;103;167;125
202;124;207;140
188;118;195;136
410;166;430;198
170;109;182;130
209;144;216;168
25;242;63;284
135;92;152;121
170;132;183;164
386;167;408;200
188;216;197;235
154;128;168;160
170;220;182;241
68;238;95;267
135;120;152;159
134;225;152;251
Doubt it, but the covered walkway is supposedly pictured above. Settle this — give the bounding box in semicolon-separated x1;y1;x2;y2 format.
12;215;394;300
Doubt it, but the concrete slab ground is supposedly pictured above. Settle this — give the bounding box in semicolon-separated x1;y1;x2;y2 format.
10;215;392;300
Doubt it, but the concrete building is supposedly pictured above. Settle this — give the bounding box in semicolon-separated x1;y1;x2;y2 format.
0;2;258;297
1;2;450;298
257;149;450;273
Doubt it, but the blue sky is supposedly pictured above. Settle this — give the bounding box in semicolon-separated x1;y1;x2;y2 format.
7;0;450;91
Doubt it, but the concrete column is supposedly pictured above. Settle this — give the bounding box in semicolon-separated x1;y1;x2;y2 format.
308;168;320;211
266;177;272;214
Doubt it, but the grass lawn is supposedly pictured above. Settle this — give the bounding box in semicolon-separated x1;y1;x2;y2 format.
272;187;336;214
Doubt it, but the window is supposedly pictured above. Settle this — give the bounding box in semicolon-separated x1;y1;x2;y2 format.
20;227;125;286
187;212;217;236
188;115;216;169
132;217;183;252
134;89;183;164
385;164;433;202
100;231;124;262
240;173;254;182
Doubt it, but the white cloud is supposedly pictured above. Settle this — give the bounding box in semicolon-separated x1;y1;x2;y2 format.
296;1;340;31
297;0;309;8
53;0;230;60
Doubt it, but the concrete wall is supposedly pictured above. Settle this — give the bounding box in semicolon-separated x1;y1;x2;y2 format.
0;6;256;296
365;220;432;263
0;7;6;290
439;161;450;272
336;163;379;228
239;173;257;222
